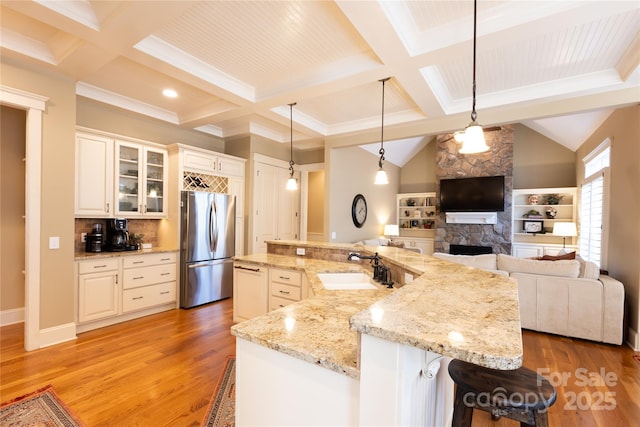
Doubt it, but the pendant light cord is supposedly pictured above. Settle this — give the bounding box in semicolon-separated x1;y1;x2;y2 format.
288;102;296;177
379;77;390;168
471;0;478;122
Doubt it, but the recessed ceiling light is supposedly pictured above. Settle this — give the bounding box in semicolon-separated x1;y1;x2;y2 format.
162;88;178;98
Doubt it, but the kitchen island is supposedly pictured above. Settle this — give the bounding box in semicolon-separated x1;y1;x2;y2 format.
231;241;522;426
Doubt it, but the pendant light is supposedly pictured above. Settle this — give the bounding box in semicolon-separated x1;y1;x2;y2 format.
286;102;298;191
374;77;391;185
457;0;489;154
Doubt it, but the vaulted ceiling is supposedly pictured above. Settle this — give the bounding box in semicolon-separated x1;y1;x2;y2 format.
2;1;638;164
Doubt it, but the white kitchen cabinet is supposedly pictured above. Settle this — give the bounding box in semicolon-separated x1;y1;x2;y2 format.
181;147;244;178
121;252;177;313
115;141;168;218
75;133;114;217
76;252;177;331
268;267;306;311
233;262;268;323
252;157;299;253
77;258;120;323
512;243;578;259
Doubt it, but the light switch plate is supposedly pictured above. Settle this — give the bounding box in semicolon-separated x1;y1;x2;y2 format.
49;236;60;249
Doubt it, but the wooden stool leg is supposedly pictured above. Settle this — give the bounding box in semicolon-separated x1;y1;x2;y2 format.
451;386;474;427
533;410;549;427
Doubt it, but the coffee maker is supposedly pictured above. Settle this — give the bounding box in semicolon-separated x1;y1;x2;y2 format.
85;223;103;253
105;218;130;251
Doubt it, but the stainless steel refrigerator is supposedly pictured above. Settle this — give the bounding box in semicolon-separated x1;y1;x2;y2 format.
180;191;235;308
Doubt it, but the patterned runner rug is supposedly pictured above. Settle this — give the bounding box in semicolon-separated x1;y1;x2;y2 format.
201;356;236;427
0;384;84;426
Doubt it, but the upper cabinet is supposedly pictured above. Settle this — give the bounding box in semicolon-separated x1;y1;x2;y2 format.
75;132;114;217
115;141;167;217
74;129;168;219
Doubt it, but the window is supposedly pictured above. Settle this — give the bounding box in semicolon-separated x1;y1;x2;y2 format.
579;139;610;269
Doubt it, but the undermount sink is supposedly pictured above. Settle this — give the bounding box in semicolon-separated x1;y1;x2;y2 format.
317;272;377;290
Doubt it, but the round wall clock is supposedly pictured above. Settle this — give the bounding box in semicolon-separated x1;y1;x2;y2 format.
351;194;367;228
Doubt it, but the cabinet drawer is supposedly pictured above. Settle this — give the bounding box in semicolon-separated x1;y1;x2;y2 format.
123;264;176;289
270;282;301;301
269;295;296;311
78;258;119;275
123;252;176;268
269;268;301;286
122;282;176;312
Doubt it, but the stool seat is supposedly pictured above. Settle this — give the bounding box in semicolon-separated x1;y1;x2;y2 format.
448;359;556;427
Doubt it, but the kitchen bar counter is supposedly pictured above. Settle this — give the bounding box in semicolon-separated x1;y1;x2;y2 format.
231;241;523;379
74;246;178;261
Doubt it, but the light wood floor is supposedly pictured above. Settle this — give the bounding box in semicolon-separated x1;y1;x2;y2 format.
1;298;639;426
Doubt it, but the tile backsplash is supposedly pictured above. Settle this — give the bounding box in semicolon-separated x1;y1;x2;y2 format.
75;218;160;252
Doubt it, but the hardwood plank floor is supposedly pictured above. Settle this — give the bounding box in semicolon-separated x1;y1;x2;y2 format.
2;298;639;426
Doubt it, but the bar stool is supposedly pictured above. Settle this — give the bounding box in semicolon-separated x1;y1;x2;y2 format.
448;359;556;427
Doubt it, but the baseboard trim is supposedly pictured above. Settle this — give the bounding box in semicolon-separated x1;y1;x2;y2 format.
75;304;175;334
0;307;25;326
39;322;77;348
626;327;639;351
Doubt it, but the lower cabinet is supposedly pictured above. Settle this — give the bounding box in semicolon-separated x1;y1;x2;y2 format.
269;268;307;311
233;263;309;322
122;253;177;312
78;258;120;323
76;251;177;330
233;263;268;323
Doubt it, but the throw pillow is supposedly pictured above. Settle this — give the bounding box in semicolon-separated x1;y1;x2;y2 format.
539;251;576;261
388;240;405;248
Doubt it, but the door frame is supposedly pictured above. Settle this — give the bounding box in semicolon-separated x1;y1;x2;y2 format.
0;85;46;350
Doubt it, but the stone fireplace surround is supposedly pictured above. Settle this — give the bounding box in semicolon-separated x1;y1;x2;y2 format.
434;126;514;255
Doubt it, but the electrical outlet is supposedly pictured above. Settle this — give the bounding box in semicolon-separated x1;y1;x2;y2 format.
81;232;87;242
404;272;414;283
296;248;305;256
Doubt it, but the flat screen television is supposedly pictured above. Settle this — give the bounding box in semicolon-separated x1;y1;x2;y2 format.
439;175;505;212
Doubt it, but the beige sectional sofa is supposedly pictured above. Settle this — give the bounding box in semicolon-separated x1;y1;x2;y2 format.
432;252;625;345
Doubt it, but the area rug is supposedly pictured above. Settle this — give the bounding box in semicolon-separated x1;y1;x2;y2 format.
201;356;236;427
0;384;84;426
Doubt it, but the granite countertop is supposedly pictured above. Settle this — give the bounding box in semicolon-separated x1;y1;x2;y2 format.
230;242;523;379
74;246;178;261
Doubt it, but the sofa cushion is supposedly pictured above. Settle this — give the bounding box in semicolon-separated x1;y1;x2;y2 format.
497;254;580;278
432;253;498;270
576;256;600;280
362;238;386;246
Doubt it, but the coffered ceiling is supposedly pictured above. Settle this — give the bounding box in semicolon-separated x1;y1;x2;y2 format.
2;1;638;162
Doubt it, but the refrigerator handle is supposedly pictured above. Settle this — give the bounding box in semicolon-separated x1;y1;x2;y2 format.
212;198;219;252
209;200;215;253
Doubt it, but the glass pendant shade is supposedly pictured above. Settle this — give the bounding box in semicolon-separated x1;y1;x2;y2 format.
286;176;298;191
458;123;489;154
375;168;389;185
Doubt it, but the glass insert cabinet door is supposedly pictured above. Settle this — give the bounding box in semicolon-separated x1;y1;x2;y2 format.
115;141;167;216
144;147;165;214
117;142;141;214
